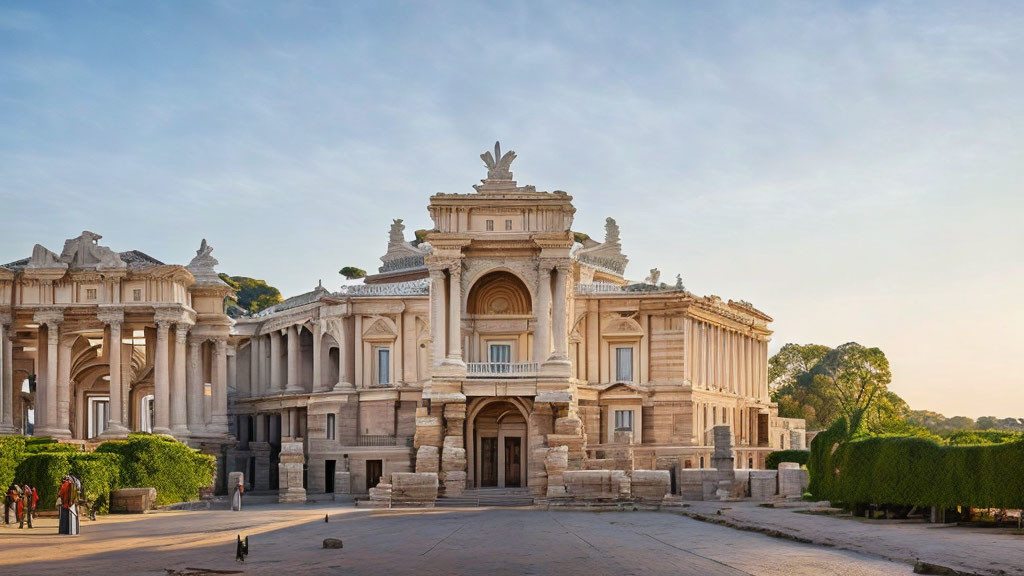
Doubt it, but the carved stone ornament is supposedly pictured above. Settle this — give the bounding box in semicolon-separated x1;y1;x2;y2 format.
576;217;628;275
379;219;425;273
644;268;661;285
59;231;126;269
27;244;66;270
187;239;229;286
480;141;516;181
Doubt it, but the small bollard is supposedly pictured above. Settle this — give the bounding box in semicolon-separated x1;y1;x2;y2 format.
323;538;344;549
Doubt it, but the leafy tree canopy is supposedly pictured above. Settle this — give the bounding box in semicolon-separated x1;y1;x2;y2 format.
339;266;367;280
218;273;283;314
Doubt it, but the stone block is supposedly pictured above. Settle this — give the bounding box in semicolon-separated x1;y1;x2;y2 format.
778;466;809;497
629;470;670;502
584;458;617;470
441;446;467;473
749;470;778;501
564;470;629;501
416;445;440;473
110;488;157;513
554;417;582;436
390;472;438;506
678;469;717;500
333;471;352;498
444;403;466;422
323;538;344;549
278;440;307;503
443;435;464;450
546;434;585;452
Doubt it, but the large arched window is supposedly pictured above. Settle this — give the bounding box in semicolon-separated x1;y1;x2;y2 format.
466;271;532;316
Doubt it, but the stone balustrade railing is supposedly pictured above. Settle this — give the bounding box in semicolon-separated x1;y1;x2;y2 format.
356;435;413;447
466;362;540;377
574;282;626;295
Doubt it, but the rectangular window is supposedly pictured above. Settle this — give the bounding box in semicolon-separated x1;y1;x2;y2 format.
486;219;494;231
326;413;336;440
615;347;633;382
614;409;634;432
489;344;511;373
505;219;513;231
133;289;142;302
86;288;97;300
377;348;390;386
89;397;110;439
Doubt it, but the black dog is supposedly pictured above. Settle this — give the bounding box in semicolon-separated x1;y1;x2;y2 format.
236;534;249;562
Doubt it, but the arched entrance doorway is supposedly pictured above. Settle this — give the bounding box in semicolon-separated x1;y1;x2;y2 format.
466;398;530;488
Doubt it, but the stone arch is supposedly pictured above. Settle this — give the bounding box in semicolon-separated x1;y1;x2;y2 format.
466;396;532;489
466;271;533;316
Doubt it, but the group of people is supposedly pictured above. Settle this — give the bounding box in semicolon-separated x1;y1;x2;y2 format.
4;483;39;528
2;475;82;535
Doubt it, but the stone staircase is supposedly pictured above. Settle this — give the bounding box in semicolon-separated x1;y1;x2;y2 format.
437;487;535;508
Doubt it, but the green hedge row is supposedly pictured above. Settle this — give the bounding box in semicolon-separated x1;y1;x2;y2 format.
96;434;215;506
15;452;122;512
8;434;216;512
809;419;1024;509
765;450;809;470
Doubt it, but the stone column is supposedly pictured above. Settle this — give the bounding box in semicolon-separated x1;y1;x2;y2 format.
286;325;301;392
186;339;204;434
312;320;324;392
249;336;260;397
270;330;282;391
549;263;570;361
335;317;354;390
153;320;172;435
227;346;237;398
281;409;291;439
210;337;229;435
429;269;446;366
170;325;190;437
0;317;15;434
533;267;552;364
255;412;267;442
444;263;464;366
290;407;299;438
98;309;128;437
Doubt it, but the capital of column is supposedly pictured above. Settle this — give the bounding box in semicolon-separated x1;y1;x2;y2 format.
174;325;189;344
214;337;227;353
155;320;172;332
96;307;125;326
0;311;12;327
33;308;64;328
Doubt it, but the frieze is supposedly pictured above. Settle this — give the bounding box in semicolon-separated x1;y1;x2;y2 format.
337;278;430;297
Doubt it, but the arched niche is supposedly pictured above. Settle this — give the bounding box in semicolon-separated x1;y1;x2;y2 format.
466;271;532;316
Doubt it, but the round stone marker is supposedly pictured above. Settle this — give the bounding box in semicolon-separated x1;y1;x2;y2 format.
323;538;344;549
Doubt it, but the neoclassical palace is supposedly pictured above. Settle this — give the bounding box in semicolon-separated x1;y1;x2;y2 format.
0;144;802;498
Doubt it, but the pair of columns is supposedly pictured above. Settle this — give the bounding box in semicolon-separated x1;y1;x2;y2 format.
149;318;228;438
533;261;571;365
429;262;465;368
250;409;301;443
31;309;67;437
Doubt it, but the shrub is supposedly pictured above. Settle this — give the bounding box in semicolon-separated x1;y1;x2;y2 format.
812;432;1024;510
945;430;1023;446
0;436;26;489
765;450;809;470
96;434;215;505
24;437;79;454
15;452;122;513
807;417;850;499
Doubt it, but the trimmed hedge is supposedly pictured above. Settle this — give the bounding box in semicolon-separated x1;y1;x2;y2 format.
765;450;809;470
0;436;26;490
945;430;1023;446
15;452;122;512
96;433;215;505
810;425;1024;509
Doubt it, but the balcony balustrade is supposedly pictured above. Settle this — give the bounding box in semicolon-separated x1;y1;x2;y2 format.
466;362;539;378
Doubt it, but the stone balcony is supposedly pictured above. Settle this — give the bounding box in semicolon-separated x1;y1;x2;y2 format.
466;362;539;378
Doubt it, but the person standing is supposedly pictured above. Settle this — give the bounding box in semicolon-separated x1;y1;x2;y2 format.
57;476;80;535
231;476;244;511
19;484;37;529
4;484;18;525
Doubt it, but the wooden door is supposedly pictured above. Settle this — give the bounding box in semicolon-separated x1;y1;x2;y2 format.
366;459;382;490
480;437;498;487
504;437;521;487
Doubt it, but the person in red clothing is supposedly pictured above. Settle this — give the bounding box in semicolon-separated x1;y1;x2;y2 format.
57;476;80;535
18;484;38;529
4;484;19;525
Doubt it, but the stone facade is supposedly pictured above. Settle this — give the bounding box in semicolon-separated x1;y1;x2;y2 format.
1;143;801;504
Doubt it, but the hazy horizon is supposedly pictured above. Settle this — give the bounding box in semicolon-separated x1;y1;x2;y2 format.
2;2;1021;419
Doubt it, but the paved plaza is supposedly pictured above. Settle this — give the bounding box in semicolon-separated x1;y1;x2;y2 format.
0;504;914;575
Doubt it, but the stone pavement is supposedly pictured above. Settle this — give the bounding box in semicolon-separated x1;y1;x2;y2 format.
676;500;1024;576
0;504;913;575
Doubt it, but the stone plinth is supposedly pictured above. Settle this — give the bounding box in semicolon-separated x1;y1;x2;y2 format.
333;471;352;498
563;469;630;500
629;470;670;502
278;440;306;503
110;488;157;513
749;470;778;501
778;463;809;497
544;445;569;497
365;482;392;507
711;425;735;499
414;411;444;449
390;472;438;506
441;436;467;496
678;469;718;500
415;445;440;473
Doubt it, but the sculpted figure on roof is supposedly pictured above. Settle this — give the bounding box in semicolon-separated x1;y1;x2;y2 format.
480;141;516;181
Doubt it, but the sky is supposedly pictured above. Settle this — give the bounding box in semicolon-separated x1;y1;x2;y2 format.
1;1;1022;419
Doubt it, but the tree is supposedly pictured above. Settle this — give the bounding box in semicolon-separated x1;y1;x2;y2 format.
769;343;831;393
808;342;894;432
218;274;283;314
975;416;1000;430
339;266;367;280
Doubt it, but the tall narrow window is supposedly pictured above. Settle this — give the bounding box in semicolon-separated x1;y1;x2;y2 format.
505;219;513;230
489;344;511;373
615;347;633;382
89;397;110;439
614;409;634;431
377;348;390;386
133;289;142;301
486;219;494;231
140;394;155;433
327;413;336;440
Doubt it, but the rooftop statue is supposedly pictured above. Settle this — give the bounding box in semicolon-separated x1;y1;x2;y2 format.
480;141;516;181
27;244;66;270
389;219;407;247
58;231;125;269
604;217;621;247
187;238;228;286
